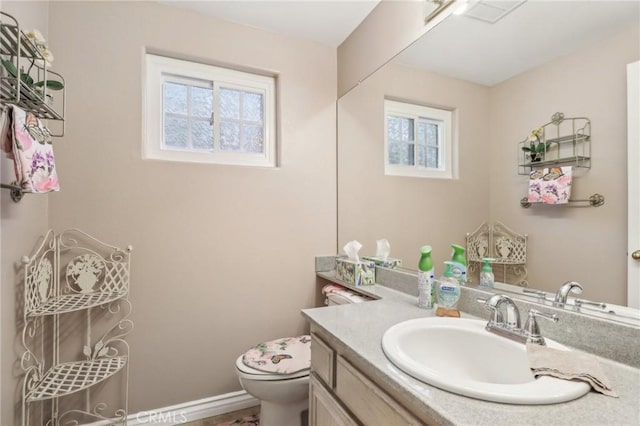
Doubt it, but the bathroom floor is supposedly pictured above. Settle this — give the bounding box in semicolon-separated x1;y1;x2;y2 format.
182;406;259;426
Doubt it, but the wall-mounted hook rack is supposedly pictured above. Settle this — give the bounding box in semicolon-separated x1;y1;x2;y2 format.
520;193;605;208
1;183;23;202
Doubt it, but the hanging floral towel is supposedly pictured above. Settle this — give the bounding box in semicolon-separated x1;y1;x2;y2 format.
527;166;572;205
1;105;60;193
242;335;311;374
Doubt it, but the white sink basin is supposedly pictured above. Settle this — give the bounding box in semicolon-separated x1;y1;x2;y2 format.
381;317;590;404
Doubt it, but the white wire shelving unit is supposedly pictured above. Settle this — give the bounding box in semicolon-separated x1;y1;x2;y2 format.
20;229;133;426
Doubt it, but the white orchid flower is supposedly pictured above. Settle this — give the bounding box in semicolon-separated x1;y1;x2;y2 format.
40;48;55;66
25;29;46;46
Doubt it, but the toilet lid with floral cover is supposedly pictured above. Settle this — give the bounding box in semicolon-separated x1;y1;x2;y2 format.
242;335;311;374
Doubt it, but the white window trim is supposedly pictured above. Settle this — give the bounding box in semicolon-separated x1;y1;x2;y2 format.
143;53;276;167
384;99;455;179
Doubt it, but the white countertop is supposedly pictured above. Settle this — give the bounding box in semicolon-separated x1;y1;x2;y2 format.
303;273;640;426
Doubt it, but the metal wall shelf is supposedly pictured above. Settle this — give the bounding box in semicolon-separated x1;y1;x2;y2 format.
518;112;590;175
0;11;66;130
518;112;603;208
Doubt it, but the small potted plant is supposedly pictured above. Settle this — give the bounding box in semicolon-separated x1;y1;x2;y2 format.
521;127;553;163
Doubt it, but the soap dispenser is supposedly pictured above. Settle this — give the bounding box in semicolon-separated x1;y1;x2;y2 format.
479;257;495;288
436;261;461;317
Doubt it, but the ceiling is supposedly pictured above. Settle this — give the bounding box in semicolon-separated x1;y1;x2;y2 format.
160;0;380;48
157;1;639;84
397;1;640;86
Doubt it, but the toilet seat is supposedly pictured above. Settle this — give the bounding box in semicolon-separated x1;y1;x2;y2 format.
237;335;311;381
241;335;310;374
235;355;309;381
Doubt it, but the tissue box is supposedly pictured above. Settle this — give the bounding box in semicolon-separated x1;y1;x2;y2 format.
362;256;402;269
336;258;375;286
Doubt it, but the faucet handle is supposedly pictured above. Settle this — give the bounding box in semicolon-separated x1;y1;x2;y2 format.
575;298;607;310
522;288;548;299
523;309;559;345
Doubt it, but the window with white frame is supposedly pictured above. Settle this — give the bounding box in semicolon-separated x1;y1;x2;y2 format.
384;99;455;179
144;54;276;167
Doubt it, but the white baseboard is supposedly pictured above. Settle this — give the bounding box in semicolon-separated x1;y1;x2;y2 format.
87;391;260;426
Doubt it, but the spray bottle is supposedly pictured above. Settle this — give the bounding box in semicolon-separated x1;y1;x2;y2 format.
479;257;495;288
450;244;467;285
418;245;435;309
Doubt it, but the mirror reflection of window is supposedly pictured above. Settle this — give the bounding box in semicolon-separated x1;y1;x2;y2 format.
387;115;415;166
417;119;441;169
384;99;454;179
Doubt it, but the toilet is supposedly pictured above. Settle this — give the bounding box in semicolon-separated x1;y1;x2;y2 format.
235;284;371;426
235;335;311;426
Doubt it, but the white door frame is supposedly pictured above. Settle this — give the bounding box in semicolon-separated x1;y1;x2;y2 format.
628;61;640;308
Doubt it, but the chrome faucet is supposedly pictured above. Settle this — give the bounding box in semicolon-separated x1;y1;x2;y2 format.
554;281;583;305
478;295;558;345
484;294;521;329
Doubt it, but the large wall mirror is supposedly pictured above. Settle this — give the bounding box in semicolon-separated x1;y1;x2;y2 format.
337;1;640;322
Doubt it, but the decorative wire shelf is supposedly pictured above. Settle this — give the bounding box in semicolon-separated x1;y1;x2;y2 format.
28;290;128;317
0;11;66;124
517;113;590;175
519;155;590;170
24;228;131;318
20;229;133;425
466;221;528;286
25;356;127;402
0;76;63;120
0;20;41;58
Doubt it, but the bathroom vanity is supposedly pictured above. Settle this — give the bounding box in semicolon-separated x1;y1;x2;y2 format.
309;328;421;425
303;269;640;425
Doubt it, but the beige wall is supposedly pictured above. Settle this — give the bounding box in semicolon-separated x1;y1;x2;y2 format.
338;62;491;269
489;24;640;305
42;0;336;414
338;0;448;97
1;3;50;425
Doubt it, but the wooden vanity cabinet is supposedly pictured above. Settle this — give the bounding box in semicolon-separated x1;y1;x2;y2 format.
309;374;358;426
309;330;425;426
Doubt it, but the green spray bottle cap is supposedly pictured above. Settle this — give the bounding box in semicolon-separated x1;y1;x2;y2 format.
482;258;495;272
418;245;433;272
443;261;454;277
451;244;466;265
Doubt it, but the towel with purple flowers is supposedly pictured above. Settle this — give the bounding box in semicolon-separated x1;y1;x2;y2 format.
527;166;572;204
1;105;59;193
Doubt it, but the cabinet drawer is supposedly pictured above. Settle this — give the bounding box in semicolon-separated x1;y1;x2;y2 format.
335;356;423;426
309;373;359;426
311;333;335;388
